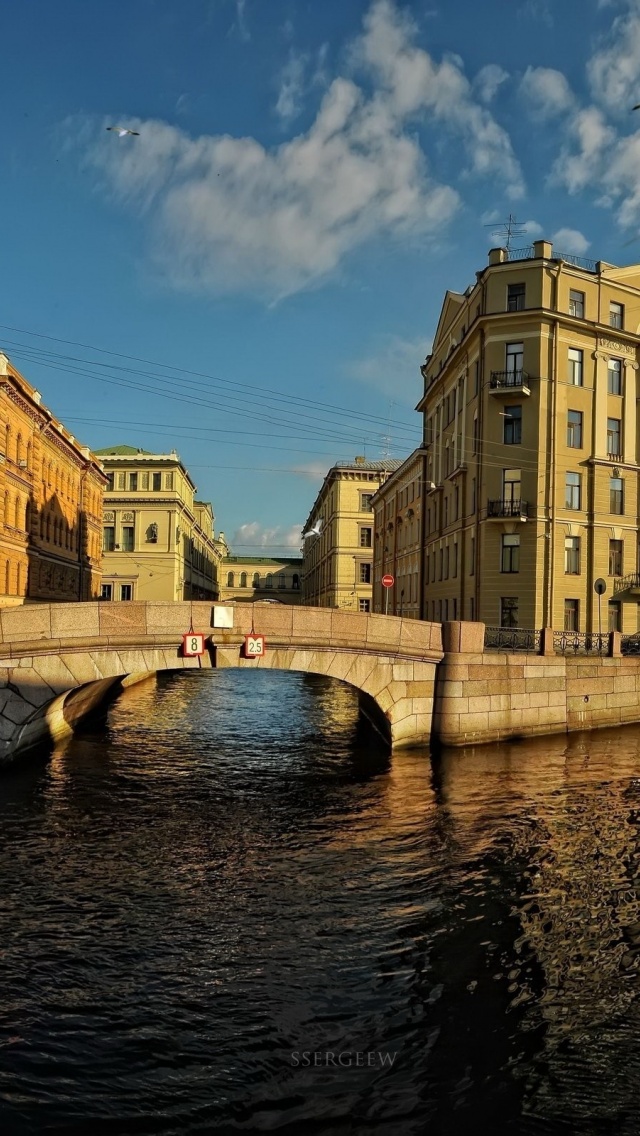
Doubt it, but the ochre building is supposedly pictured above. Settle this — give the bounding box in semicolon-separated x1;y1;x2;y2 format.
220;555;303;603
302;457;401;611
95;446;224;601
0;353;105;605
371;447;427;618
416;238;640;633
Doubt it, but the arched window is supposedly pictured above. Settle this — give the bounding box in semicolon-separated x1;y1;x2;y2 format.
240;572;247;587
252;572;260;588
40;512;45;539
24;501;30;533
46;514;51;542
5;560;10;595
26;441;32;470
265;573;273;589
13;496;19;529
292;574;300;589
227;572;234;587
16;563;22;595
16;434;23;464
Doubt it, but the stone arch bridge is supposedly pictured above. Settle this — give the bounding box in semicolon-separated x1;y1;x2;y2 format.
0;602;444;760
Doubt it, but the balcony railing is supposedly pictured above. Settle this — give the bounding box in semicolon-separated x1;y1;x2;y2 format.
489;369;530;391
553;631;608;656
506;246;597;272
607;451;622;462
484;626;541;653
486;498;529;518
614;573;640;595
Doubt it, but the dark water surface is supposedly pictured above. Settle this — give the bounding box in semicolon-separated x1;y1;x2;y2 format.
3;670;640;1134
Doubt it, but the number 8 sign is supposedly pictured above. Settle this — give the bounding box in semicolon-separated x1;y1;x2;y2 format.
182;632;205;657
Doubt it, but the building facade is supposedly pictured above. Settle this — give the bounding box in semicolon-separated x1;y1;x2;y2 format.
302;458;401;610
220;556;303;603
371;448;427;618
417;238;640;633
95;447;223;601
0;353;105;605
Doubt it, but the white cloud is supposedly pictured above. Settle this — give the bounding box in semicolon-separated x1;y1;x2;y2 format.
347;334;430;404
77;0;526;299
275;50;308;122
294;461;331;482
551;227;591;255
588;2;640;113
234;0;250;42
551;106;615;194
232;521;303;552
520;66;575;119
474;64;509;104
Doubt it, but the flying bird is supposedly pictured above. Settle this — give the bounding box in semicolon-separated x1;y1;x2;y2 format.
633;105;640;111
303;519;323;539
106;126;140;137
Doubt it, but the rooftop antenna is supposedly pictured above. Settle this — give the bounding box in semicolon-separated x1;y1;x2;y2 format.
485;213;528;252
381;400;395;459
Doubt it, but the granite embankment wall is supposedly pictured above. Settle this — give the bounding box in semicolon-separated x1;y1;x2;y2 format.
432;622;640;746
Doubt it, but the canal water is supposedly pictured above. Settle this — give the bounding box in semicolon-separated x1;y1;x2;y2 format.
2;670;640;1134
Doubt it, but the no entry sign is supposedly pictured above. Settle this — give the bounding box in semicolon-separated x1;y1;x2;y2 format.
382;574;394;588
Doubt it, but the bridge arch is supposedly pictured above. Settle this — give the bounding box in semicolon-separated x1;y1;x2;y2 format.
0;602;443;761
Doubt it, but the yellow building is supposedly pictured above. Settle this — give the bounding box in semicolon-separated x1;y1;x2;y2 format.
417;238;640;633
95;446;223;601
0;352;105;605
302;457;402;610
220;555;303;603
371;448;427;618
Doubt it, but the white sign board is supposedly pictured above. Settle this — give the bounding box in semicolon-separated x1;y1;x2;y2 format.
212;606;234;629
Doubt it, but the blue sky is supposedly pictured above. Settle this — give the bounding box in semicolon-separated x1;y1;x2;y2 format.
1;0;640;552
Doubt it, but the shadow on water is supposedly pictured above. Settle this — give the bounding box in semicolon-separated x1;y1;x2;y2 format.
3;672;640;1133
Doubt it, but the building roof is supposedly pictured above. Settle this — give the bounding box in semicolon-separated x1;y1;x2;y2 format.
94;445;153;456
224;556;303;566
333;458;404;472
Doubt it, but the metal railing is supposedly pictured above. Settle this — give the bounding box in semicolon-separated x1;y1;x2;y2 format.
614;573;640;594
506;246;597;272
622;635;640;656
489;369;531;390
486;498;529;518
485;626;541;653
553;631;608;656
506;246;535;260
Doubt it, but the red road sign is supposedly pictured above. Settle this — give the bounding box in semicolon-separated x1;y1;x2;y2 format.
381;574;394;588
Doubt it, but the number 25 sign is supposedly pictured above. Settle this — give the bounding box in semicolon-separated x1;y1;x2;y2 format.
244;634;266;658
182;632;206;657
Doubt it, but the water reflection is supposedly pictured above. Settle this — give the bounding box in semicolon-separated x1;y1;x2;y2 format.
1;671;640;1133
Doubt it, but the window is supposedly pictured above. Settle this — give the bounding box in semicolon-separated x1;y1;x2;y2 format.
360;493;373;512
500;597;518;627
121;526;134;552
359;599;371;612
608;358;623;395
359;562;371;584
507;283;525;311
607;417;621;457
266;573;273;588
103;526;115;552
609;539;623;576
470;597;475;621
128;472;138;491
106;472;115;491
610;477;624;515
453;543;458;578
470;536;475;576
240;572;247;587
568;348;583;386
471;477;476;514
610;301;624;329
152;472;162;491
252;572;260;587
564;599;579;631
120;584;132;601
474;360;479;397
278;575;286;589
569;289;585;318
567;410;583;448
473;413;479;454
292;574;300;589
501;534;520;573
565;472;581;509
503;467;521;505
227;572;234;587
565;536;580;574
609;601;622;632
100;583;113;600
503;405;522;445
506;341;524;376
360;527;372;548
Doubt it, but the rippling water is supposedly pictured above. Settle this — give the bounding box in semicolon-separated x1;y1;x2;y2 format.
3;670;640;1133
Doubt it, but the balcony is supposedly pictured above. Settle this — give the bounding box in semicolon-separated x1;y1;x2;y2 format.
486;498;529;520
614;573;640;599
489;369;531;395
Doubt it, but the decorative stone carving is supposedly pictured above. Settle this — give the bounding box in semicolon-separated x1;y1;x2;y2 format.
122;512;134;522
104;511;115;523
597;336;636;356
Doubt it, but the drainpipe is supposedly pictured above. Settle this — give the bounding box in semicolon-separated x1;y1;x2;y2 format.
546;264;561;629
474;320;486;619
418;446;427;619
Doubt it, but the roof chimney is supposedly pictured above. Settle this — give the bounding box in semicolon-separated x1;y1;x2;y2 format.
354;455;366;465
